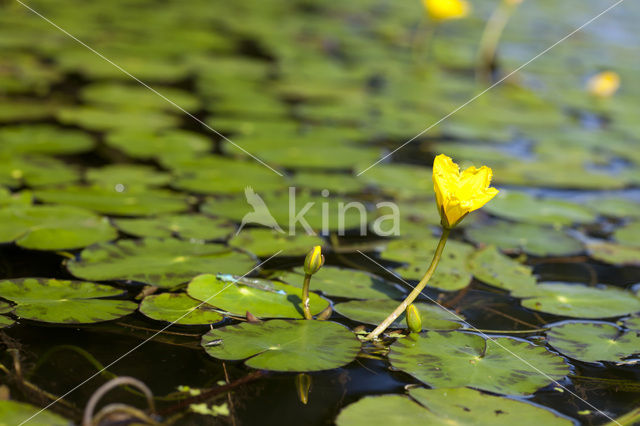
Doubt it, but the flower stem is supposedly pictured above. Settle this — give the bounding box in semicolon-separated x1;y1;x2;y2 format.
476;0;517;82
365;228;451;340
302;274;313;320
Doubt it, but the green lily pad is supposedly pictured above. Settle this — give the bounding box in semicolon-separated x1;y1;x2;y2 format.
139;293;224;325
484;191;596;226
587;241;640;266
0;278;136;324
584;197;640;219
0;155;80;188
276;266;405;300
86;164;173;189
57;106;179;132
0;315;14;328
360;164;434;199
546;321;640;363
291;172;364;194
336;395;437;426
519;282;640;318
0;125;94;155
34;185;190;216
382;238;474;291
201;319;360;372
228;229;325;257
466;222;583;257
0;205;116;250
114;214;235;240
468;246;537;293
0;187;31;207
67;238;256;289
0;400;68;426
187;274;329;318
622;316;640;331
105;130;212;161
81;82;200;111
389;331;569;395
613;221;640;247
334;300;462;331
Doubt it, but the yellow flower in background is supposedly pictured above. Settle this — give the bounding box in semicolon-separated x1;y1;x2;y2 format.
422;0;470;21
433;154;499;228
586;71;620;98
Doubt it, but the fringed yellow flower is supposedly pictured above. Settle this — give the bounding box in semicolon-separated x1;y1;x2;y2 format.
433;154;499;228
586;71;620;98
422;0;470;21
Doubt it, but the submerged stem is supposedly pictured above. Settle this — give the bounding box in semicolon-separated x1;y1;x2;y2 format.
301;274;313;320
365;228;450;340
476;0;517;82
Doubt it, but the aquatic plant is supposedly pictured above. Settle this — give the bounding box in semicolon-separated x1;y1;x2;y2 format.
302;245;325;319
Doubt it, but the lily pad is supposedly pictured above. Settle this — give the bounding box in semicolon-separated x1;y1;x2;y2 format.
587;241;640;266
228;229;325;257
613;221;640;247
276;267;405;300
389;331;569;395
0;315;14;328
468;246;537;293
0;125;94;155
336;395;437;426
0;278;136;324
0;155;79;188
518;282;640;318
382;238;474;291
34;185;190;216
67;238;256;289
466;222;583;257
334;300;462;331
81;82;200;111
584;197;640;219
0;205;116;250
622;316;640;331
105;130;212;161
187;274;329;318
484;191;596;226
546;321;640;363
57;106;179;132
86;164;173;189
114;214;235;240
201;319;360;372
0;400;68;426
139;293;224;325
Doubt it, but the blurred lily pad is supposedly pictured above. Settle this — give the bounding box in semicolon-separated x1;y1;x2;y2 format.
81;82;200;111
334;300;462;330
139;293;224;325
105;130;212;161
586;241;640;266
518;282;640;318
291;171;364;194
336;395;436;426
360;164;434;199
34;185;190;216
0;400;68;426
484;191;596;226
228;229;324;257
381;238;473;291
187;274;328;318
389;331;569;395
114;214;234;240
466;222;583;257
86;164;173;189
201;319;360;372
0;155;80;188
546;321;640;363
468;246;537;293
584;197;640;219
276;266;404;300
0;278;136;324
0;205;116;250
622;316;640;331
613;221;640;247
0;125;94;155
67;238;256;289
57;106;179;132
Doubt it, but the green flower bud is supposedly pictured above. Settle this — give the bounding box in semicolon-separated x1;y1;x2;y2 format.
406;304;422;333
304;246;324;276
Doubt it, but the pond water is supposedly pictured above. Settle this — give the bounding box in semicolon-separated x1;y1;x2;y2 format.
1;0;640;425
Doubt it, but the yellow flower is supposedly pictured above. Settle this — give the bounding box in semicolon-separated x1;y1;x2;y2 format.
586;71;620;98
433;154;499;228
422;0;470;21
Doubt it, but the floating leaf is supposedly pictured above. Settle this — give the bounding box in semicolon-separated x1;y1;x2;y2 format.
139;293;224;325
0;278;136;324
187;274;329;318
0;125;94;155
228;228;325;257
584;197;640;219
57;106;179;132
546;321;640;363
518;282;640;318
82;82;200;111
67;238;256;289
466;222;583;257
277;267;405;300
334;300;462;330
336;395;437;425
484;191;596;226
86;164;172;189
613;221;640;247
0;205;116;250
106;130;211;161
201;319;360;372
0;400;68;426
34;185;190;216
0;155;79;188
114;214;234;240
587;241;640;266
468;246;537;293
